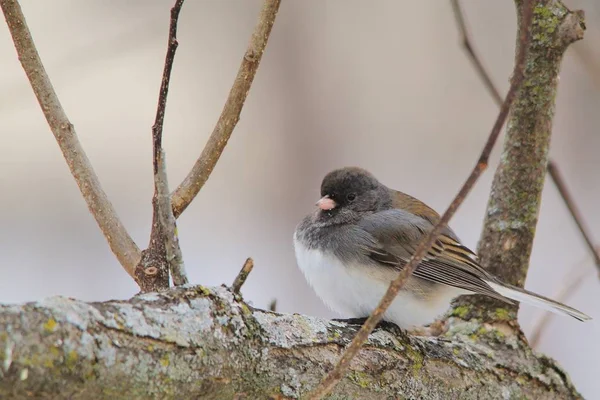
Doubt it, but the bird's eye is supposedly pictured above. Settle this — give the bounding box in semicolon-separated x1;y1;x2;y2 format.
346;193;357;202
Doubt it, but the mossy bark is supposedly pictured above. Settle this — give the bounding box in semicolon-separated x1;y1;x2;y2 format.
0;286;582;399
470;1;585;317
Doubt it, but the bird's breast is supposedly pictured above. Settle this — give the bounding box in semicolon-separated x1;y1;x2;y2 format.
293;229;462;328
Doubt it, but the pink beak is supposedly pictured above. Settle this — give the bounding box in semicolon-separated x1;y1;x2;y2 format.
316;195;336;211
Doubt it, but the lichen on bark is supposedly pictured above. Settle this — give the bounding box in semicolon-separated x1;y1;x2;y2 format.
0;286;582;399
473;1;585;306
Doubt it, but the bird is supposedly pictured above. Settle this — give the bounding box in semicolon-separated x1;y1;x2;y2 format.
293;167;591;328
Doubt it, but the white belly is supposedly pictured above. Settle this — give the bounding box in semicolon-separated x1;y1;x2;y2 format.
293;236;460;328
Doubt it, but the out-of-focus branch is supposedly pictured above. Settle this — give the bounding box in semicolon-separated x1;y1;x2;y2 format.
0;0;141;278
451;0;599;278
307;2;535;398
170;0;281;218
135;0;188;292
450;0;503;105
530;261;590;348
547;161;600;272
476;2;585;294
268;298;277;312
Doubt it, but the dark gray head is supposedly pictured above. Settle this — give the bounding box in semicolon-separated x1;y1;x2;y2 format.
315;167;391;224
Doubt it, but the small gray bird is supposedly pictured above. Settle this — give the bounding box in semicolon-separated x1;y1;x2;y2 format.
293;167;591;328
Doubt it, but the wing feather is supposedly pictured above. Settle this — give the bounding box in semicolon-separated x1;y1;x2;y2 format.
358;209;512;303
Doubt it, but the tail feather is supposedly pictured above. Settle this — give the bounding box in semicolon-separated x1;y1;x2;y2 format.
486;281;591;322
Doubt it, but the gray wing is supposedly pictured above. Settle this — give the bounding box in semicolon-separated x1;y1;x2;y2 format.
355;209;512;303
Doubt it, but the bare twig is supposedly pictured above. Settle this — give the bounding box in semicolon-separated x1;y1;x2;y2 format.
170;0;281;218
529;261;590;348
450;0;502;105
156;152;188;286
547;161;600;272
451;0;598;277
134;0;188;292
269;299;277;312
232;258;254;294
1;0;141;277
307;2;534;398
152;0;188;287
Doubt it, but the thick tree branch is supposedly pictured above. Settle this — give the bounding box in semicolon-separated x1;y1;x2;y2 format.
451;0;599;276
135;0;188;292
0;286;582;399
170;0;281;218
477;2;585;297
308;2;535;398
0;0;141;278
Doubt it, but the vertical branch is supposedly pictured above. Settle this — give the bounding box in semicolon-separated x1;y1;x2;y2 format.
476;2;585;297
307;3;535;398
170;0;282;218
451;0;599;277
135;0;188;291
1;0;141;278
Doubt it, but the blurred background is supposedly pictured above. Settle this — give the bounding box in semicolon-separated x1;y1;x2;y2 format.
1;0;599;396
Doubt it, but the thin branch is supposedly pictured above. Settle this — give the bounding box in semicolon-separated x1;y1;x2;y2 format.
451;0;599;276
0;0;141;277
547;161;600;272
151;0;188;287
529;263;589;348
231;257;254;294
170;0;282;218
450;0;503;105
156;150;188;286
308;2;534;398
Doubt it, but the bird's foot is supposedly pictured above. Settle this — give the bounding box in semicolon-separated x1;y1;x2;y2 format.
407;319;447;337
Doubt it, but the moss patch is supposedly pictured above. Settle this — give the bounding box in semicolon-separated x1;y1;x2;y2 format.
450;305;470;319
348;370;373;389
494;308;512;321
43;318;57;333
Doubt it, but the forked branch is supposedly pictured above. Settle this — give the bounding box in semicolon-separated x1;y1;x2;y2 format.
170;0;282;218
135;0;189;291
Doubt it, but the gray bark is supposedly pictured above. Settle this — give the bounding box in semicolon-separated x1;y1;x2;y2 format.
0;286;581;399
477;1;585;287
452;0;586;324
